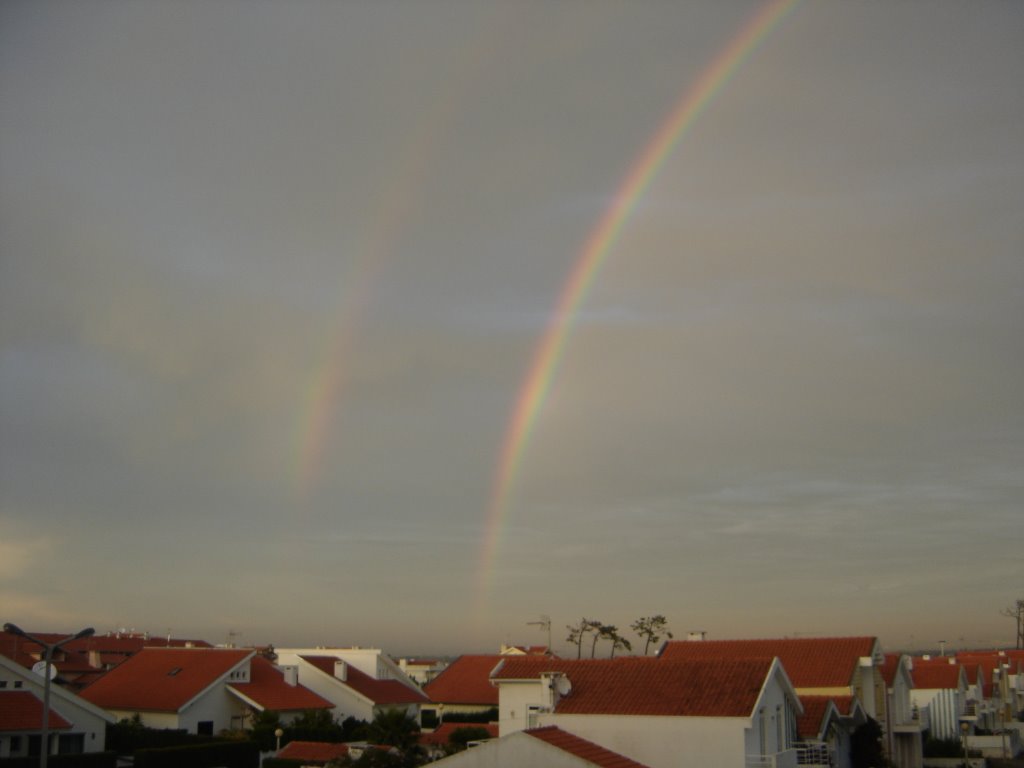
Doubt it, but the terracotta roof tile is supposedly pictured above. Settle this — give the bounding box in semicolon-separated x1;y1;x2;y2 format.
276;740;350;763
342;664;428;705
419;722;498;746
229;657;334;712
80;647;252;712
796;696;835;739
298;656;427;705
423;655;504;706
910;664;962;689
881;654;904;687
659;637;877;688
494;656;775;717
526;726;652;768
0;691;72;731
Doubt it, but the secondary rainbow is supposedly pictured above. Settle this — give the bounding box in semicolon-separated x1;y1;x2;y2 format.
476;0;801;607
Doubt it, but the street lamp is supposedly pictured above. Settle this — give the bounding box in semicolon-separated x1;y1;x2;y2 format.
274;728;284;752
3;623;94;768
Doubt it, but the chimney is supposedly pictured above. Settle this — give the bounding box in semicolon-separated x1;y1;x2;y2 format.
88;650;102;669
281;665;298;686
686;631;707;642
334;661;347;681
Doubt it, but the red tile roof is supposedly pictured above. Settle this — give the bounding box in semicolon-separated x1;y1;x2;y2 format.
659;637;878;688
493;656;777;717
228;657;333;712
419;722;498;746
80;647;252;712
910;664;962;689
797;696;835;739
276;740;350;763
0;691;72;731
526;726;653;768
830;695;856;717
342;664;428;705
298;656;427;705
423;655;504;706
881;654;908;687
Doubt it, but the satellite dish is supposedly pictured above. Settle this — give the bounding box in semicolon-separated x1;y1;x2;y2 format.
555;676;572;696
31;661;57;680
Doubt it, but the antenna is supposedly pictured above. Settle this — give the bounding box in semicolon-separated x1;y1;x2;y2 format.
527;615;552;652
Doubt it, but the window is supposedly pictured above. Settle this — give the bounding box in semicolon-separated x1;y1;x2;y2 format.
0;680;7;688
197;721;214;736
13;680;22;688
58;734;85;754
758;708;766;756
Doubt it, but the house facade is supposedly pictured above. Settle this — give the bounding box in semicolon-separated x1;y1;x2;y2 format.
429;726;653;768
0;653;114;760
490;655;803;768
78;646;334;735
273;648;427;723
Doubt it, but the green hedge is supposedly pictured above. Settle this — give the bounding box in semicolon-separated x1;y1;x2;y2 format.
105;722;196;754
260;760;308;768
133;740;259;768
0;752;116;768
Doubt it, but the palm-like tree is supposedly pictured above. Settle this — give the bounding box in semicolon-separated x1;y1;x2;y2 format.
366;708;420;754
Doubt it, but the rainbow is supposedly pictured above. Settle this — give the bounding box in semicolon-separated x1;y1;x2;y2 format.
292;8;517;498
476;0;801;608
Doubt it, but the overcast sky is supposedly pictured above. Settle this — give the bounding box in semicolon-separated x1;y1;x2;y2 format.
2;0;1022;656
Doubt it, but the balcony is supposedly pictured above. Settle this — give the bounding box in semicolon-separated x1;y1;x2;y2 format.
894;703;930;733
794;741;832;767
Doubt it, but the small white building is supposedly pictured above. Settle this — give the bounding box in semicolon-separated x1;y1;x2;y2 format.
429;725;652;768
0;653;114;759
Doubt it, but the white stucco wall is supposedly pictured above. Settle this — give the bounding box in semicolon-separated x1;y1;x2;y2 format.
494;661;799;768
108;685;249;735
428;731;606;768
273;652;376;722
911;689;961;741
540;713;746;768
0;655;113;754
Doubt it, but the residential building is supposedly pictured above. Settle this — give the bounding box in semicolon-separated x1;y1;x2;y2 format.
273;648;428;724
907;657;968;740
0;654;114;760
490;655;803;768
879;654;925;768
429;725;653;768
422;654;504;723
796;695;866;768
80;646;328;734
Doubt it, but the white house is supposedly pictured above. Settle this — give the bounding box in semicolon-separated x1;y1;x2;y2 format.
797;695;868;768
907;657;968;741
881;654;925;768
0;653;114;759
273;648;428;724
489;655;803;768
429;725;653;768
80;647;330;734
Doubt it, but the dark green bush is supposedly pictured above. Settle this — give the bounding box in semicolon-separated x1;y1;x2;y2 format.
133;739;259;768
0;751;116;768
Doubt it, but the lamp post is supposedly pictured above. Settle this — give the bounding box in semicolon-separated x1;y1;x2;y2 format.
274;728;284;752
3;623;94;768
